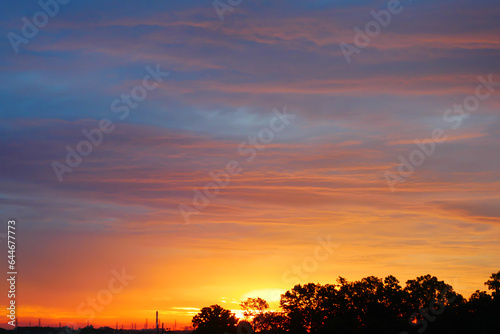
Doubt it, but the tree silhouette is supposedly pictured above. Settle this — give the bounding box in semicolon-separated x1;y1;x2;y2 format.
259;312;287;334
192;270;500;334
280;283;323;334
240;297;269;331
485;270;500;299
192;304;238;334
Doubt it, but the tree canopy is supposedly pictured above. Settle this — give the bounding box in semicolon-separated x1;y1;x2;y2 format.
192;270;500;334
192;304;238;334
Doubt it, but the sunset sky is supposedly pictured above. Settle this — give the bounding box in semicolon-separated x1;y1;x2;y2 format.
1;0;500;329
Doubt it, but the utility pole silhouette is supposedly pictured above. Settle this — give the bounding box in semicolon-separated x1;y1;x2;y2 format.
39;319;41;327
156;311;159;334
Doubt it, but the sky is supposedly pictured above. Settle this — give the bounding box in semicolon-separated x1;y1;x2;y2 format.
1;0;500;329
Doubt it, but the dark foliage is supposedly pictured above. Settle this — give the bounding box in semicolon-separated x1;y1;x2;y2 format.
192;304;238;334
192;270;500;334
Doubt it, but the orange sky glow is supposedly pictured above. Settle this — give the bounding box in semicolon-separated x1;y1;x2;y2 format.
1;0;500;330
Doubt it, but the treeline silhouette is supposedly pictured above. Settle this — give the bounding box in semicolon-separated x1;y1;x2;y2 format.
192;270;500;334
